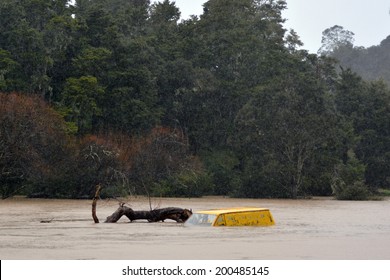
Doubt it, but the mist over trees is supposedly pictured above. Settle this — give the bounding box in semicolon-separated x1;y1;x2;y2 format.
1;0;389;200
319;25;390;86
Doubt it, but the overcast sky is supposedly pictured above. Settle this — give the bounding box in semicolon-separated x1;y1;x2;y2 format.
173;0;390;53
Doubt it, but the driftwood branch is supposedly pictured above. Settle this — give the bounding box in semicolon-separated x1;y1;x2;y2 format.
92;185;102;223
91;185;192;224
105;205;192;223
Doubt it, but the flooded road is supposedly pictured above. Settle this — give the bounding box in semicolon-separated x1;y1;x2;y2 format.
1;197;390;260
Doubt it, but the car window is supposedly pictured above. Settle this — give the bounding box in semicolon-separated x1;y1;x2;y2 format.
185;213;216;226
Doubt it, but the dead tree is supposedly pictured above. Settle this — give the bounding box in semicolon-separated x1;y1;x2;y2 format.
92;185;101;223
92;185;192;224
105;205;192;223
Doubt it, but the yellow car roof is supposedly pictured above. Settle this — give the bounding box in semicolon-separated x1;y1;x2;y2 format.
194;207;270;215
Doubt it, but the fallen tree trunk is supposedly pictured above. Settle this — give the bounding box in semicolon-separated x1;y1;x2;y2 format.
105;205;192;223
91;185;192;224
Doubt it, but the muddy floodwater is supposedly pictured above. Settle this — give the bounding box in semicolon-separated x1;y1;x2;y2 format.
1;196;390;260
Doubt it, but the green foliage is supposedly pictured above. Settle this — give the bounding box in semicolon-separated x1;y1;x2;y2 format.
61;76;104;134
201;150;240;196
150;0;181;25
233;52;341;198
152;170;214;198
331;150;370;200
0;0;74;97
0;49;18;91
318;25;355;55
72;47;112;78
335;70;390;190
332;181;371;201
1;0;389;199
234;158;289;198
328;35;390;86
377;189;390;197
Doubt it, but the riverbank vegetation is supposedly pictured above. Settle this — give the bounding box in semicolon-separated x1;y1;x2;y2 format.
1;0;389;200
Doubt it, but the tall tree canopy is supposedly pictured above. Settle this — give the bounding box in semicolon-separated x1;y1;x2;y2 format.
1;0;389;199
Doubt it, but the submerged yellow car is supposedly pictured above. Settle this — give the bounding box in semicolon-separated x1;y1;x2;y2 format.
184;207;275;227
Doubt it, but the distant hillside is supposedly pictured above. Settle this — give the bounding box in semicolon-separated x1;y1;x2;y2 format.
331;35;390;85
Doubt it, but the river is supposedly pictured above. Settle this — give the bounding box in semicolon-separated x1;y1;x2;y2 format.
1;196;389;260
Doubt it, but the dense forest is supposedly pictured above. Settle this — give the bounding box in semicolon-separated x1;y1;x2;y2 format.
320;25;390;85
1;0;389;200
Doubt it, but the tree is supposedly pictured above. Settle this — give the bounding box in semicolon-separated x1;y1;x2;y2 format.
74;0;150;39
336;70;390;190
69;0;161;134
0;0;75;98
2;0;388;200
318;25;355;55
61;76;104;134
198;0;287;85
68;134;128;198
327;35;390;86
177;0;289;151
331;150;370;200
126;127;205;197
150;0;181;26
148;0;191;129
0;93;71;199
71;46;113;83
233;54;341;198
0;49;18;91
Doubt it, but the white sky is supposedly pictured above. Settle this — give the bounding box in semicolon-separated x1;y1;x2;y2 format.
173;0;390;53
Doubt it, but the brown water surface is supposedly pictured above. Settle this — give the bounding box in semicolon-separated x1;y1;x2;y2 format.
1;197;389;259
